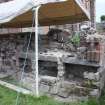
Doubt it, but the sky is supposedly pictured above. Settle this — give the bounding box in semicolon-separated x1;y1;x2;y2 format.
96;0;105;22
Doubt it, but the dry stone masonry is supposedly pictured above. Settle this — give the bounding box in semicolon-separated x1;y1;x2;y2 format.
0;31;105;102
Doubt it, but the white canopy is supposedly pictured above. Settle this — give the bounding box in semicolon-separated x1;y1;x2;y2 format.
0;0;66;24
0;0;89;28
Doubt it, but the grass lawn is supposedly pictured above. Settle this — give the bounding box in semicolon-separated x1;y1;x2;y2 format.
0;85;103;105
0;85;63;105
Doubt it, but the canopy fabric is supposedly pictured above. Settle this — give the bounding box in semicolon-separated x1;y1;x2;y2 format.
0;0;90;28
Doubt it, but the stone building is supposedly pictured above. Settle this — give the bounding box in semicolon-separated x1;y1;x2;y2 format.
0;0;104;102
55;0;96;32
90;0;96;29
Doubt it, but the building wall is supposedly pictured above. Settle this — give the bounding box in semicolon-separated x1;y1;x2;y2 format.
90;0;96;29
54;0;96;33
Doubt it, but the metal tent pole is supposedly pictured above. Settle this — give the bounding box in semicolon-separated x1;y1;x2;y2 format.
34;5;41;97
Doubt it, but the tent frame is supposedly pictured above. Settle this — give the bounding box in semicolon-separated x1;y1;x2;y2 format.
34;5;41;97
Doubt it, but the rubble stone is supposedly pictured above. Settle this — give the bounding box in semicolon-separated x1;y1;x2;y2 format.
40;76;57;85
50;84;58;95
0;33;104;101
58;88;70;98
90;89;100;97
39;84;50;93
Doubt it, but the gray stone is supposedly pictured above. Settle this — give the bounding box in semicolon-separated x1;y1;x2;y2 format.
57;70;65;77
83;72;95;80
40;76;57;85
84;72;100;81
50;85;58;95
39;84;50;93
95;72;100;81
58;66;64;70
90;89;100;97
58;88;70;98
92;82;100;87
61;81;76;89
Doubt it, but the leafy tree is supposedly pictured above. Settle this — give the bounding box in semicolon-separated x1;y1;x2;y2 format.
101;15;105;22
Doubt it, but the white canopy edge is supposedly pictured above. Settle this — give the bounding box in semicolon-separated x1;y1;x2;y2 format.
0;0;66;24
75;0;90;19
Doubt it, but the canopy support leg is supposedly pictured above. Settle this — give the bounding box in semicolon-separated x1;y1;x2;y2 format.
34;5;41;97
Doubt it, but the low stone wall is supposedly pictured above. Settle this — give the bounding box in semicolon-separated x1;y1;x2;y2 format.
0;33;105;101
21;55;105;101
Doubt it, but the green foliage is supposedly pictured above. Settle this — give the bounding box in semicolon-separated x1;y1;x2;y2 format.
0;85;64;105
70;33;80;46
63;99;98;105
85;99;99;105
0;85;104;105
99;89;105;105
101;15;105;22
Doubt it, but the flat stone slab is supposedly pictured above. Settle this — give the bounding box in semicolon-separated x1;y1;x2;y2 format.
19;50;71;62
0;80;32;95
40;76;57;85
63;57;100;67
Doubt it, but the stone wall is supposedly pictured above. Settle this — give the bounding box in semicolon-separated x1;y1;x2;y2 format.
90;0;96;29
0;33;105;101
39;61;58;77
0;33;35;76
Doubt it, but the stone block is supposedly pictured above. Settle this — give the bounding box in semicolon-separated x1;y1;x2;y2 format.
40;76;57;85
90;89;100;97
83;72;100;81
58;66;64;70
57;70;65;77
39;83;50;93
95;72;100;81
84;72;95;80
50;85;58;95
58;88;70;98
61;81;76;89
